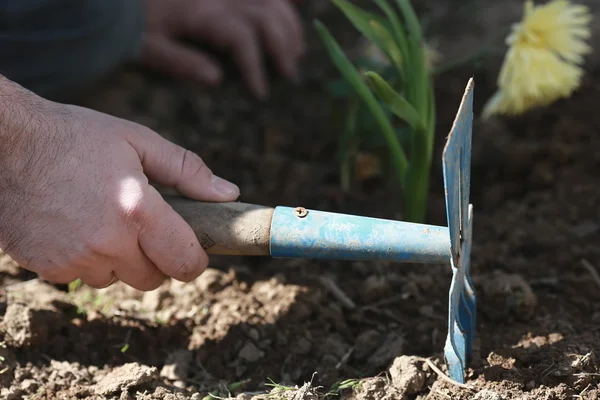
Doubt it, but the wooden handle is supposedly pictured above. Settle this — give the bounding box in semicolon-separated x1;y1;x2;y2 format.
164;196;274;256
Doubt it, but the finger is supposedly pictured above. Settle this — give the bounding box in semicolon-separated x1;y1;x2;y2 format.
125;128;240;202
273;0;306;58
37;267;79;285
140;34;223;86
135;185;209;282
197;19;268;99
61;263;115;289
250;9;298;79
113;250;166;292
81;273;117;290
229;22;269;99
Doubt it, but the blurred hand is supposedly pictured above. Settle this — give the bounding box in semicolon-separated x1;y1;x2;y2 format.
0;81;239;291
141;0;305;99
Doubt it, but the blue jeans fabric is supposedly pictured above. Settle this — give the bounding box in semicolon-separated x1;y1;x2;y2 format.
0;0;144;101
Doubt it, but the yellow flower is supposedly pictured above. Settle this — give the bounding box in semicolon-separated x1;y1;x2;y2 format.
482;0;592;119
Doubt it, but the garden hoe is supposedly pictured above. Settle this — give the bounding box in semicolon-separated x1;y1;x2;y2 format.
165;79;476;384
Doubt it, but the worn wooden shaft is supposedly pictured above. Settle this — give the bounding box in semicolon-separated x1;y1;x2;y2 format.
164;196;273;256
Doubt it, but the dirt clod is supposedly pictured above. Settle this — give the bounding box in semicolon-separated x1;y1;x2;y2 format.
389;356;427;395
347;377;388;400
238;341;264;362
93;363;157;395
0;303;50;347
477;271;537;321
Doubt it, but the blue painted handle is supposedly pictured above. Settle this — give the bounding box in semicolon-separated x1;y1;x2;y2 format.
269;206;451;264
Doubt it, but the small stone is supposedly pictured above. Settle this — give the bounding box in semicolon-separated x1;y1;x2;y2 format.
20;379;39;392
93;363;157;395
473;389;504;400
362;275;390;303
174;380;187;389
238;341;263;363
160;349;193;381
248;328;260;341
119;391;133;400
293;337;312;355
526;380;536;390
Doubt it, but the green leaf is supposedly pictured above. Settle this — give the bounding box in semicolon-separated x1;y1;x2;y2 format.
372;0;409;64
369;20;404;80
332;0;404;81
394;0;423;43
314;20;408;182
364;71;425;133
332;0;389;49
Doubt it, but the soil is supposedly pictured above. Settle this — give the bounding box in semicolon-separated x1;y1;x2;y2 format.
2;0;600;399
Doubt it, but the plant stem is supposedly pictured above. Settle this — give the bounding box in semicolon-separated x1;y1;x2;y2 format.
403;126;430;222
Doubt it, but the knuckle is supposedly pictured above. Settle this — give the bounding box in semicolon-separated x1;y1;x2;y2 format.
136;274;164;291
85;231;112;256
180;150;212;181
119;198;148;228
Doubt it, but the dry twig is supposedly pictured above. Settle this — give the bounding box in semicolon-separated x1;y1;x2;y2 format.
423;358;475;391
581;259;600;289
318;276;356;309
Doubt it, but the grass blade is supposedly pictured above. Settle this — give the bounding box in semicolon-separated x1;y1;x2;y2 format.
314;20;409;182
369;20;404;81
332;0;404;81
364;71;425;133
373;0;409;64
394;0;423;43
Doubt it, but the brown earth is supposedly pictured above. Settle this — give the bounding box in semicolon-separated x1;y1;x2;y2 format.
2;0;600;399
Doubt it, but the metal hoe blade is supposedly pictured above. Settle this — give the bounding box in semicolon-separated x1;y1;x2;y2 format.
442;78;476;383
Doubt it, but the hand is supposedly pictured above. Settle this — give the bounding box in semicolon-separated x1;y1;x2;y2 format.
140;0;305;99
0;80;240;291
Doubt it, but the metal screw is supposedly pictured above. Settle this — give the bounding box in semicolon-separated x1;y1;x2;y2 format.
294;207;308;218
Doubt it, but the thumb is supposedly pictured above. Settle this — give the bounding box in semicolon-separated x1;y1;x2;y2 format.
127;126;240;202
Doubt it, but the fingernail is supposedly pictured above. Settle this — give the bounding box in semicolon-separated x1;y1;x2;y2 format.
212;175;240;197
